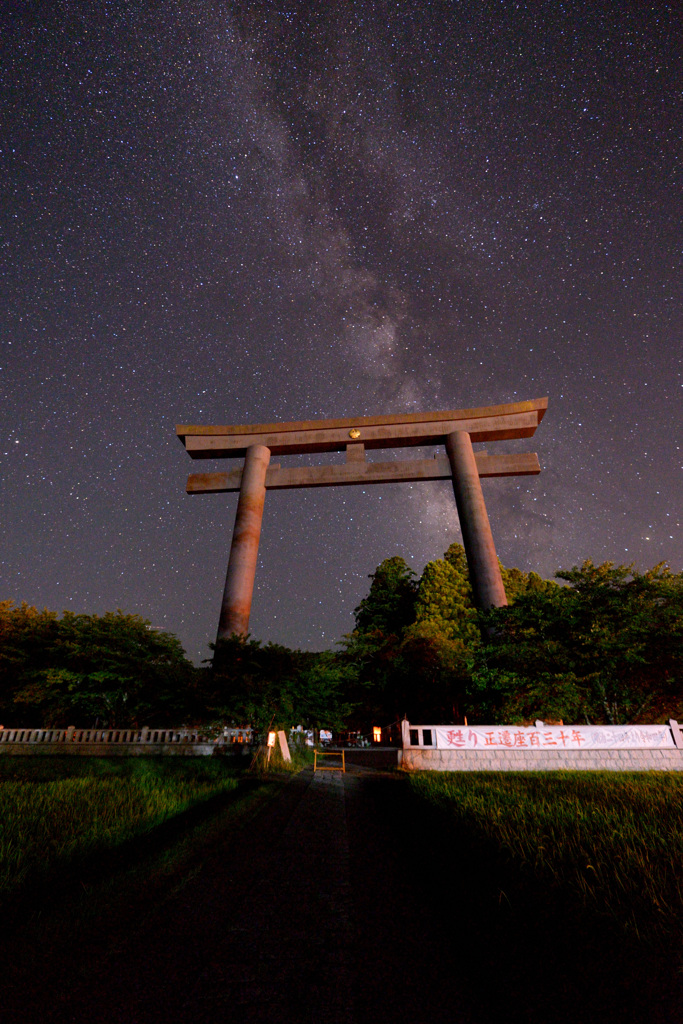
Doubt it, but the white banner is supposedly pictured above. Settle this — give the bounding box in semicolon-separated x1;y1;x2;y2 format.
423;725;675;750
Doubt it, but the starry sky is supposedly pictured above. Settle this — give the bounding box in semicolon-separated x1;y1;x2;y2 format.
2;1;681;663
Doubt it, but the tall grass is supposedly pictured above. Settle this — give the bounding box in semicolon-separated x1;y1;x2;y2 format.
408;771;683;942
251;740;315;774
0;757;239;898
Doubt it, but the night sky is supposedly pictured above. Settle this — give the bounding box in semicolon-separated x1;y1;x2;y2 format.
2;2;681;663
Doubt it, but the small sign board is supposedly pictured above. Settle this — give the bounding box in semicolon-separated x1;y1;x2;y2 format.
277;730;291;762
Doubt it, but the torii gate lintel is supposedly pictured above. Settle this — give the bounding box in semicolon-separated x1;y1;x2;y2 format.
176;397;548;643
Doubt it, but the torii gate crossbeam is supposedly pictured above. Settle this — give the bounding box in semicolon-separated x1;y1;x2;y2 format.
176;397;547;642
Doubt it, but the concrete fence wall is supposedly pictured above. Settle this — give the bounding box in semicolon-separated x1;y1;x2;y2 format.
399;719;683;772
399;747;683;771
0;726;254;757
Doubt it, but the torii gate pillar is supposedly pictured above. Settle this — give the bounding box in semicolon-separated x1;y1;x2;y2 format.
446;431;507;609
217;444;270;641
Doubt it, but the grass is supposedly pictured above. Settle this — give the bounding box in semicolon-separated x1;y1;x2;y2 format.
251;739;316;773
408;770;683;946
0;756;242;901
0;756;287;1021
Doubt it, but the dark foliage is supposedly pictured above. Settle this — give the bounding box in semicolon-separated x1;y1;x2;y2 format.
208;634;355;731
3;551;680;732
352;555;418;635
342;550;683;726
0;602;197;728
472;561;683;724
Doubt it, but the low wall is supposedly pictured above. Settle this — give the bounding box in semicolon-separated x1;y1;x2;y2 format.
0;726;254;757
400;720;683;771
0;741;220;757
399;747;683;772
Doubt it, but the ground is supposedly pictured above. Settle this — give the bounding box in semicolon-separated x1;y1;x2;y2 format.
2;765;680;1023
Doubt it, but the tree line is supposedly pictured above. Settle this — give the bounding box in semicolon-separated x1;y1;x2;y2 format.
1;546;681;730
342;547;683;727
0;604;196;728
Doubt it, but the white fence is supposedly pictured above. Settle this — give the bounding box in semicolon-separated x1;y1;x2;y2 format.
0;725;255;755
401;720;683;750
400;719;683;772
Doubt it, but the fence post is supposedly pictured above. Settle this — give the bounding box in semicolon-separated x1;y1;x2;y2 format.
669;720;683;749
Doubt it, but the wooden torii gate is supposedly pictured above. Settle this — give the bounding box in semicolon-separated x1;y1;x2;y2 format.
177;396;548;643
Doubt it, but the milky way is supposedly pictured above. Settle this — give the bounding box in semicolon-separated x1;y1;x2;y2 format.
2;2;681;661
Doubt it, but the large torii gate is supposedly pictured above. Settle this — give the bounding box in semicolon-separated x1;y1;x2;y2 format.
177;397;547;643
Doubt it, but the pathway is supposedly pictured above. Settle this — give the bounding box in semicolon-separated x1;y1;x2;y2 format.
35;767;475;1024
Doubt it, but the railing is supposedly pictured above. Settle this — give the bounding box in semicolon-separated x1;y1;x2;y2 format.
401;719;683;750
0;726;254;746
313;749;346;773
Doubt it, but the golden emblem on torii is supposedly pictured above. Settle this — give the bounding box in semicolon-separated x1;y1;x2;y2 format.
177;397;548;644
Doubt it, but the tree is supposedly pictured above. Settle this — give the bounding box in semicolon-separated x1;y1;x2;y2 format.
353;557;418;635
471;560;683;724
443;541;557;608
4;607;196;727
288;650;356;730
209;635;355;732
399;621;472;722
339;625;406;724
412;555;480;647
341;546;556;724
387;554;480;722
0;601;59;721
337;556;417;724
